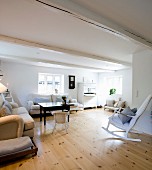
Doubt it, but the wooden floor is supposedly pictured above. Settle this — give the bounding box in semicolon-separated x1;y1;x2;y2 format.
1;108;152;170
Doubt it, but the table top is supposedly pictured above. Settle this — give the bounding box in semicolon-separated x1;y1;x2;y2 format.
38;102;74;108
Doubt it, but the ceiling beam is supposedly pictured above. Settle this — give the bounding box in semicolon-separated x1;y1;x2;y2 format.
0;34;131;67
34;0;152;49
0;53;115;72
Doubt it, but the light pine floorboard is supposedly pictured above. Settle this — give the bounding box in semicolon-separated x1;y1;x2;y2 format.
0;108;152;170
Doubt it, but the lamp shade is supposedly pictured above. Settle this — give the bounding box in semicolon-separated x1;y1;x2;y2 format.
0;83;7;93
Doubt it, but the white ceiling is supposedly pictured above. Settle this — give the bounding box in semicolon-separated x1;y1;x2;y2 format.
0;0;151;72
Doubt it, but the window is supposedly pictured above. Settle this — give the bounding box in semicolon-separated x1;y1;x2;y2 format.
104;76;123;95
38;73;64;94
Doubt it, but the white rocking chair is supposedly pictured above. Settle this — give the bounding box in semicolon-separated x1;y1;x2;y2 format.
102;94;152;142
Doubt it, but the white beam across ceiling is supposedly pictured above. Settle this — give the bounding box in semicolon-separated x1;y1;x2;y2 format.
36;0;152;49
0;53;115;72
0;34;131;67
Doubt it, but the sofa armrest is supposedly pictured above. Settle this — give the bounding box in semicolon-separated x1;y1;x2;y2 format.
0;115;24;140
69;99;77;103
27;100;34;111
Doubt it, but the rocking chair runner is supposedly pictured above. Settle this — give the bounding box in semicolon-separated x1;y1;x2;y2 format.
102;94;152;142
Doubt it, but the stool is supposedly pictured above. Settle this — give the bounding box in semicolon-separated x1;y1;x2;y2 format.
52;111;69;133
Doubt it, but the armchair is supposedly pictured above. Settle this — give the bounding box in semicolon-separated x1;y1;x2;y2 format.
0;115;24;140
0;115;38;163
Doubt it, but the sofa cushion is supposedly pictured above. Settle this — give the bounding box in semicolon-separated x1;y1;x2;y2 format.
114;101;119;107
52;94;69;102
33;97;50;104
56;97;62;102
0;136;33;156
12;107;28;115
19;113;35;130
117;101;125;108
106;100;114;107
3;100;13;113
118;107;135;124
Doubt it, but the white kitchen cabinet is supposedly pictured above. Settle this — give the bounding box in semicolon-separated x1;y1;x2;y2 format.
78;83;97;108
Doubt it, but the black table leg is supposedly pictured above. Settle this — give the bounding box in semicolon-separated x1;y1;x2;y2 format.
68;105;70;122
40;106;42;122
68;113;70;122
44;109;46;126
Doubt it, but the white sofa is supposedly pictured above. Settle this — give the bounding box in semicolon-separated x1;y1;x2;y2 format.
104;99;126;112
0;95;35;140
27;93;83;115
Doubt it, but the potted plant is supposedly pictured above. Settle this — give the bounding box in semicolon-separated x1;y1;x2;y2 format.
109;88;116;95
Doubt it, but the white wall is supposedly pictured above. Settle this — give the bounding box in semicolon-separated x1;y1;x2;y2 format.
132;49;152;107
98;69;132;107
132;49;152;135
2;61;98;108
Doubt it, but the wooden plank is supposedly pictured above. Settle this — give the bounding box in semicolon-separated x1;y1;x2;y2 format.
1;109;152;170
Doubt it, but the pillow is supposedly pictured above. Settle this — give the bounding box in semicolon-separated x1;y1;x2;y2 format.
118;107;135;124
56;97;62;102
3;100;12;113
33;97;50;104
0;105;12;117
10;102;19;108
114;101;119;107
117;101;125;108
0;108;7;117
131;108;137;113
106;100;114;107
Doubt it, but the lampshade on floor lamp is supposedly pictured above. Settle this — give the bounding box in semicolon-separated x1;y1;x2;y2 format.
0;83;7;93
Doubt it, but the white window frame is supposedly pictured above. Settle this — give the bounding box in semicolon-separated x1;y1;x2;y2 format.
104;76;123;95
38;73;64;94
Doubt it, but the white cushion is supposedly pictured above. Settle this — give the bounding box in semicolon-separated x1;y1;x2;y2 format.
0;136;33;156
106;100;114;107
31;105;40;110
19;114;35;130
12;107;28;115
117;101;125;108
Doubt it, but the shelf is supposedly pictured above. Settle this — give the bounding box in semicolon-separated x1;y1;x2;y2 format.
2;91;14;102
78;83;97;108
84;94;96;97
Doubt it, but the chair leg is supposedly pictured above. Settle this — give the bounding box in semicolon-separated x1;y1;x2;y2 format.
65;124;68;133
106;121;110;130
52;123;56;133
